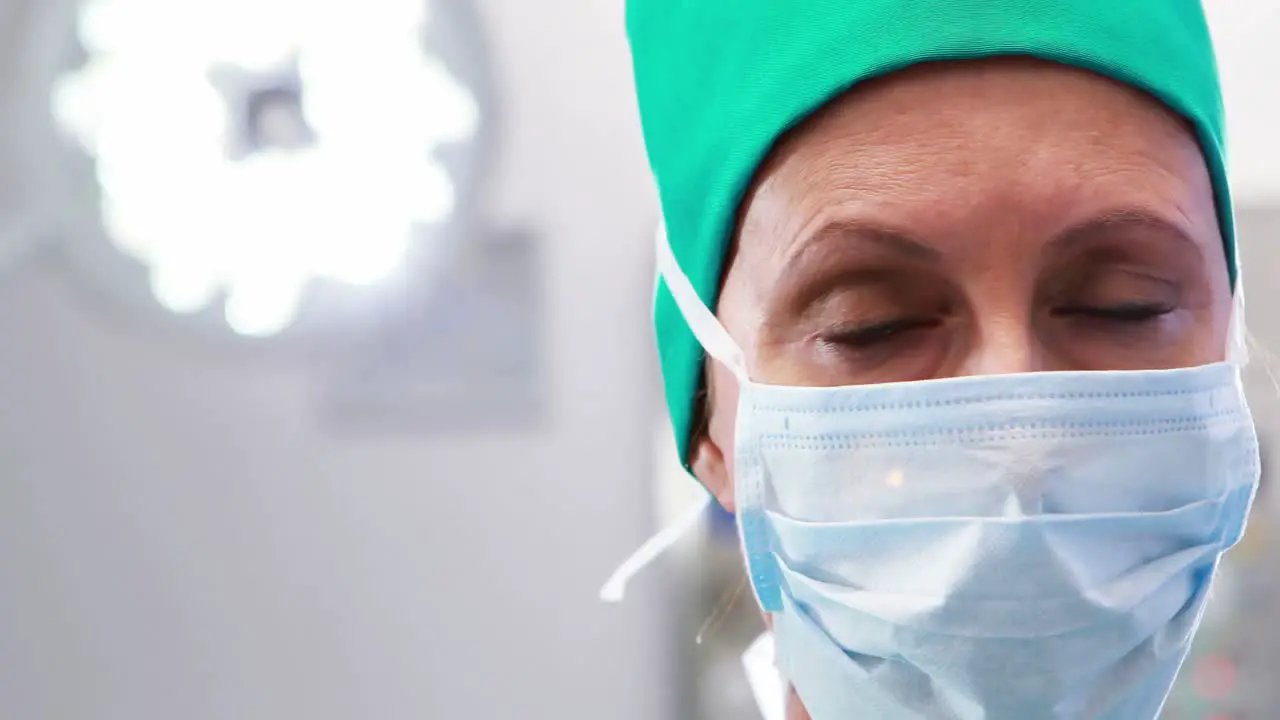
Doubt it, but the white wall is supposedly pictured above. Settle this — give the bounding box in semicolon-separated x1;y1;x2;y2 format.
1238;209;1280;455
0;1;673;719
1206;1;1280;204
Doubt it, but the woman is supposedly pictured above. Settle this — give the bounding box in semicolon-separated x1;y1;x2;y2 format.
624;0;1260;718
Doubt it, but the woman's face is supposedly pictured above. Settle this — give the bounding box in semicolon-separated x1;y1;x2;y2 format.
691;58;1233;509
688;57;1233;720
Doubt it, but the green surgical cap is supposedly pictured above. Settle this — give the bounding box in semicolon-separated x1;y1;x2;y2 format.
629;0;1236;469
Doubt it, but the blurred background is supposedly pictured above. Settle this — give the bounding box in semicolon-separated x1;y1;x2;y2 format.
0;1;1275;719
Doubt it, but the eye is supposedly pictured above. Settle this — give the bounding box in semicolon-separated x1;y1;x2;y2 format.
1051;302;1174;323
827;316;943;349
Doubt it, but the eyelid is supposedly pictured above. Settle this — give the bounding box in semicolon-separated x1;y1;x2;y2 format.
783;268;923;324
828;316;942;346
1041;265;1182;304
1051;301;1174;320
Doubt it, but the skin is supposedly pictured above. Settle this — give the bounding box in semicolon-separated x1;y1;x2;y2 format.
686;58;1233;720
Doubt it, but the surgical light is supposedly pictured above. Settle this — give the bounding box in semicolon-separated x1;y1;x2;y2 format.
52;0;480;337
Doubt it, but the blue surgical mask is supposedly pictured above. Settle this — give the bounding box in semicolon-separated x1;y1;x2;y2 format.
645;224;1260;720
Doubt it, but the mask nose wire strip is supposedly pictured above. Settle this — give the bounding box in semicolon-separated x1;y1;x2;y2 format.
599;490;711;602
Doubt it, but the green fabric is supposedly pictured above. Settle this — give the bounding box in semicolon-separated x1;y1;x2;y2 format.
628;0;1235;470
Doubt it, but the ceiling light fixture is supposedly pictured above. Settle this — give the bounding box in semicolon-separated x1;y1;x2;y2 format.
53;0;480;337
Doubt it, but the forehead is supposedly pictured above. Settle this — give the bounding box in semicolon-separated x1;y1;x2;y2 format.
736;58;1219;268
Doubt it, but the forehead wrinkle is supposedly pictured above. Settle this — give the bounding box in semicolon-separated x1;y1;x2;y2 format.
728;58;1219;314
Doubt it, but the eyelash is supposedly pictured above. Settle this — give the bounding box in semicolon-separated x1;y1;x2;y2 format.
830;317;941;349
1051;302;1175;322
829;303;1172;350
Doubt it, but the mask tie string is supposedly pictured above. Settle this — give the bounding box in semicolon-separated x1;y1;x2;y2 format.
1227;282;1248;366
598;489;711;602
599;221;745;602
652;219;749;382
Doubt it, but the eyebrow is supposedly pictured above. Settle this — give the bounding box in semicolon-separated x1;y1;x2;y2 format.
1048;209;1205;256
771;221;941;313
770;209;1205;315
785;210;1201;274
780;220;941;273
